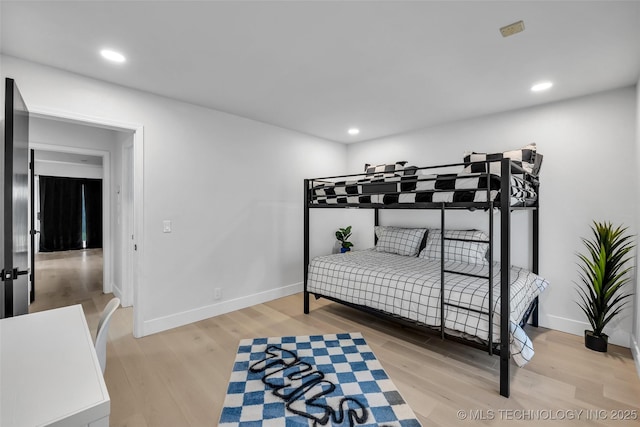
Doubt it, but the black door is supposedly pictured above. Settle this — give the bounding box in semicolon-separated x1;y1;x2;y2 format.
30;148;36;303
2;78;30;318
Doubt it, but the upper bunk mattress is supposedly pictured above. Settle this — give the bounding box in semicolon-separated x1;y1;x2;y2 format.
307;249;549;366
309;170;537;206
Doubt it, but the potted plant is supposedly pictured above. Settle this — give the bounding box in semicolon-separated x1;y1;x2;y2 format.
576;221;634;352
335;226;353;253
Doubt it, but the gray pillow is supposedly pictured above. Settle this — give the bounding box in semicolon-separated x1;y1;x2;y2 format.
375;227;427;257
419;229;489;265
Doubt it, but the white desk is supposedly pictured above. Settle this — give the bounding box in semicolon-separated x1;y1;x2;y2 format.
0;305;110;427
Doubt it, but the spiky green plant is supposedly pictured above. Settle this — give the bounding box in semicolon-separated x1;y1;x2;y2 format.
335;226;353;249
576;221;634;337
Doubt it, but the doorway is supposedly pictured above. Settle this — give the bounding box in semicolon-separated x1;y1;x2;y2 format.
27;110;143;336
30;149;106;313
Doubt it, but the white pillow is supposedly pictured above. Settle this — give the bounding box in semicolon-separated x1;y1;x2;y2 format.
375;227;427;257
419;229;489;264
374;226;397;239
463;143;538;176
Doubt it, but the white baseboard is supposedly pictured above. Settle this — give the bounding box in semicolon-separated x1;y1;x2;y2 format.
140;282;303;337
110;282;124;303
631;335;640;379
542;313;630;348
111;282;134;307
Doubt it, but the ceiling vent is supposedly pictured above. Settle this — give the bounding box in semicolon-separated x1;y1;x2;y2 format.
500;20;525;37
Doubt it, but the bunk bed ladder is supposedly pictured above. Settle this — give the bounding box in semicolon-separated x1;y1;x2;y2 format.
439;159;514;398
439;201;495;354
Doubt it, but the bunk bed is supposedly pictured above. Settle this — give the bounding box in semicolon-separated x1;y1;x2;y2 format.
303;153;547;398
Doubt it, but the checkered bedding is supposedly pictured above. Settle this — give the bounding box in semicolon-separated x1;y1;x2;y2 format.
309;170;537;206
307;250;548;367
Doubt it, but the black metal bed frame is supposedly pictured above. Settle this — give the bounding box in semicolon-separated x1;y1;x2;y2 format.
303;158;540;398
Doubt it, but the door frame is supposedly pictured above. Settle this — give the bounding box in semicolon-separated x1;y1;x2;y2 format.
122;142;135;312
28;106;144;337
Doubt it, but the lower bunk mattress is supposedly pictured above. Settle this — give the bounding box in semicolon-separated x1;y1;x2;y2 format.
307;249;549;367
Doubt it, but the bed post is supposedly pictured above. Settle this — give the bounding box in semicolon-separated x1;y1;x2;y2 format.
440;203;446;340
374;208;379;244
304;179;310;314
499;159;511;398
532;180;540;327
488;199;494;355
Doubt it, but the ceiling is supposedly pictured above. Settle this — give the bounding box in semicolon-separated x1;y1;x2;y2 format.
2;1;639;143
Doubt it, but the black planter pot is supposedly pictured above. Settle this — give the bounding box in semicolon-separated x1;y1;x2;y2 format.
584;330;608;352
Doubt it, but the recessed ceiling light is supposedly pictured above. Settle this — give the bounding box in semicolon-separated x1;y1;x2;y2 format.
348;128;360;135
531;81;553;92
100;49;126;63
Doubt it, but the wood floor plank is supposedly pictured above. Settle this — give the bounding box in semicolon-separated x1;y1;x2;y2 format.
109;310;192;427
31;249;640;426
136;328;215;426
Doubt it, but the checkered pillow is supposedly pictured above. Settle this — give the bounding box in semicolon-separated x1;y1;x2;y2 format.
419;229;489;264
375;227;427;256
463;143;538;176
364;161;407;177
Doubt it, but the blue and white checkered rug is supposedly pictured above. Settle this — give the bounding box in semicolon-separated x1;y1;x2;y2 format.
219;332;422;427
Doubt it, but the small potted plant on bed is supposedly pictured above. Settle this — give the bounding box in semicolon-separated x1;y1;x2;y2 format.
576;221;634;352
336;226;354;253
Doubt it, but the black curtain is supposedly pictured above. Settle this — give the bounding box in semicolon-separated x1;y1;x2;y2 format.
39;176;103;252
84;178;103;249
39;176;83;252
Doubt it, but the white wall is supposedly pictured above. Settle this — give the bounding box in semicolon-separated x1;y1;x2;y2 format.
347;86;638;347
31;118;112;180
114;131;134;306
1;55;348;335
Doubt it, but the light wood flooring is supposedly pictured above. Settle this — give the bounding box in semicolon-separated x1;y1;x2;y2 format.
33;250;640;426
31;248;105;313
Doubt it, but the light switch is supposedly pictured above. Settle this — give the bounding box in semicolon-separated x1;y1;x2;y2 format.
163;220;172;233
